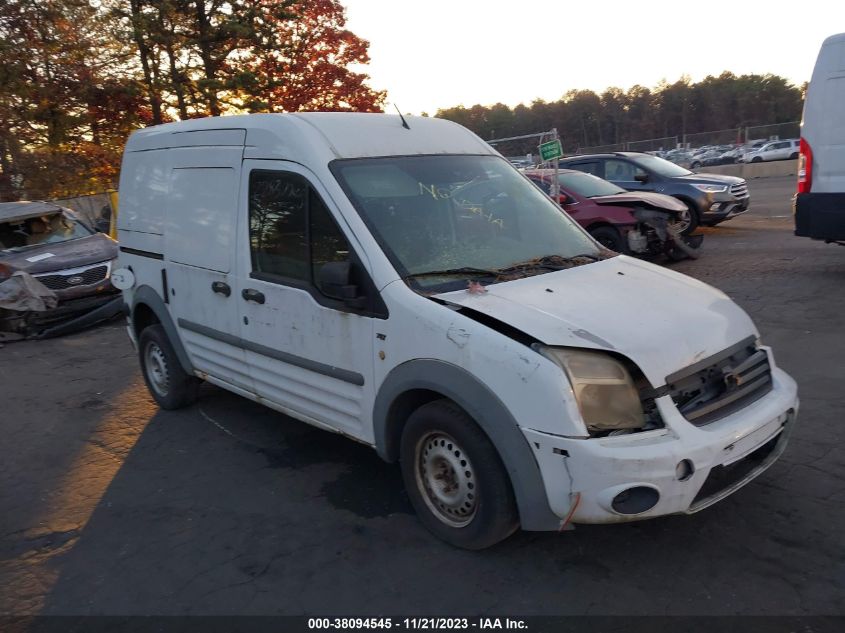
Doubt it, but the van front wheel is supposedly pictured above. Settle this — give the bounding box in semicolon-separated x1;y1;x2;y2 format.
400;400;518;549
139;324;200;410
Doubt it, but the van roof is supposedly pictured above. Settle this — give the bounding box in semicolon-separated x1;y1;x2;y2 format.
821;32;845;46
124;113;495;161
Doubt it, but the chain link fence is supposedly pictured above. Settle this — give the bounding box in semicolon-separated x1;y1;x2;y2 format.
626;136;679;153
744;121;800;144
574;142;626;155
571;121;800;157
488;130;561;166
576;136;679;155
487;121;799;163
683;128;744;149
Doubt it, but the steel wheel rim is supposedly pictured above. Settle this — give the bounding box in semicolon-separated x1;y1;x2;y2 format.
415;432;478;528
145;342;170;396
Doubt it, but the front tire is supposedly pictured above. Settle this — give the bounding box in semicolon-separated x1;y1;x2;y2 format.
589;226;628;253
139;324;200;410
400;400;518;549
675;202;700;235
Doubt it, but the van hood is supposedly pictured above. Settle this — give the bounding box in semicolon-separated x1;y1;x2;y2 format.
434;256;757;387
0;233;118;274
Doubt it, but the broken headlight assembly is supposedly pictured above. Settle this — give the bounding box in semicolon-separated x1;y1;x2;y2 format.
537;347;663;437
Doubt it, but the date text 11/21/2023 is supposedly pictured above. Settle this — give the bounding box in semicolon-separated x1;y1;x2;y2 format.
307;618;528;630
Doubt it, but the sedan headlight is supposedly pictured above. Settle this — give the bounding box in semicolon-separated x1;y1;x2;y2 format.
539;347;645;434
692;183;727;193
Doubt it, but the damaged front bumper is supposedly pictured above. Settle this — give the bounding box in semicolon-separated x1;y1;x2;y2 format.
0;291;123;339
522;366;798;526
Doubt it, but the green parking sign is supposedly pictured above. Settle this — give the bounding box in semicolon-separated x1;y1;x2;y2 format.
539;139;563;161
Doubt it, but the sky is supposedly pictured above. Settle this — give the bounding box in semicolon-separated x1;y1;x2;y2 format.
343;0;845;115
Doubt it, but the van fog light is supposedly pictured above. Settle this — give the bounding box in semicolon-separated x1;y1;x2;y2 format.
676;459;695;481
611;486;659;515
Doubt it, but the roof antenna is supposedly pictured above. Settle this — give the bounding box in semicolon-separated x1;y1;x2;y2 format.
394;104;410;130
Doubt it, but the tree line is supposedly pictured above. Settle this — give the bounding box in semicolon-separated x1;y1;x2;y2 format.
435;73;804;155
0;0;385;200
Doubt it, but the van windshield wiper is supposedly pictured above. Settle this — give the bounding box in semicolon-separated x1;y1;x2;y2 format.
404;255;602;284
403;266;501;281
498;253;601;273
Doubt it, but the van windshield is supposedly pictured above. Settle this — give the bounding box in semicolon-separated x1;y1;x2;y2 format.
332;155;604;290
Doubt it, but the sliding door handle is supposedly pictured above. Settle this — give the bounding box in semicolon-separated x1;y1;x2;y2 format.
211;281;231;297
241;288;265;304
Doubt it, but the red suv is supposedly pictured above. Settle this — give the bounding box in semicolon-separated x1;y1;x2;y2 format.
523;168;699;257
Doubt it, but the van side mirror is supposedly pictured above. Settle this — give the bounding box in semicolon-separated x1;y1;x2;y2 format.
318;261;367;309
634;173;649;183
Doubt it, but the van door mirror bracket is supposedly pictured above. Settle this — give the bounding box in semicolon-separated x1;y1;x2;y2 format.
319;261;367;309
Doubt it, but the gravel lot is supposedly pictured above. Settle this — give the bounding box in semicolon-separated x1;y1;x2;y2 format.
2;176;844;616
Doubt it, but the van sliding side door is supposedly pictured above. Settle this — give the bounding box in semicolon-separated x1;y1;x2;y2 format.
163;143;252;392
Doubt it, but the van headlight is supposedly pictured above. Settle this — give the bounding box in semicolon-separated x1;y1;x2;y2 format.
539;347;645;434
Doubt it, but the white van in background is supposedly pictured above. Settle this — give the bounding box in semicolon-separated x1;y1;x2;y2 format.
795;32;845;243
114;113;798;549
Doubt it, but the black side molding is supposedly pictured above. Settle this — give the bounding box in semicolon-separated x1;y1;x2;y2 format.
177;318;365;386
119;246;164;260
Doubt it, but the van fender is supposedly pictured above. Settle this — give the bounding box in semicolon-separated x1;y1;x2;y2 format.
373;359;560;531
131;285;194;375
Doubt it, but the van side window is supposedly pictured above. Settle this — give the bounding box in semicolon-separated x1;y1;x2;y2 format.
248;170;351;295
249;171;309;281
309;189;351;293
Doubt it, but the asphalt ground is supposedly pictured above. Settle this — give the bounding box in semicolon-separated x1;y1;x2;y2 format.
1;176;844;617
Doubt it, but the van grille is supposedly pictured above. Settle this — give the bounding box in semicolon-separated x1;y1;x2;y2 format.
730;182;749;199
667;338;773;426
35;263;109;290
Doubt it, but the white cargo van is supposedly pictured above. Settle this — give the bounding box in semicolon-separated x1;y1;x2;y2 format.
795;32;845;243
115;113;798;549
